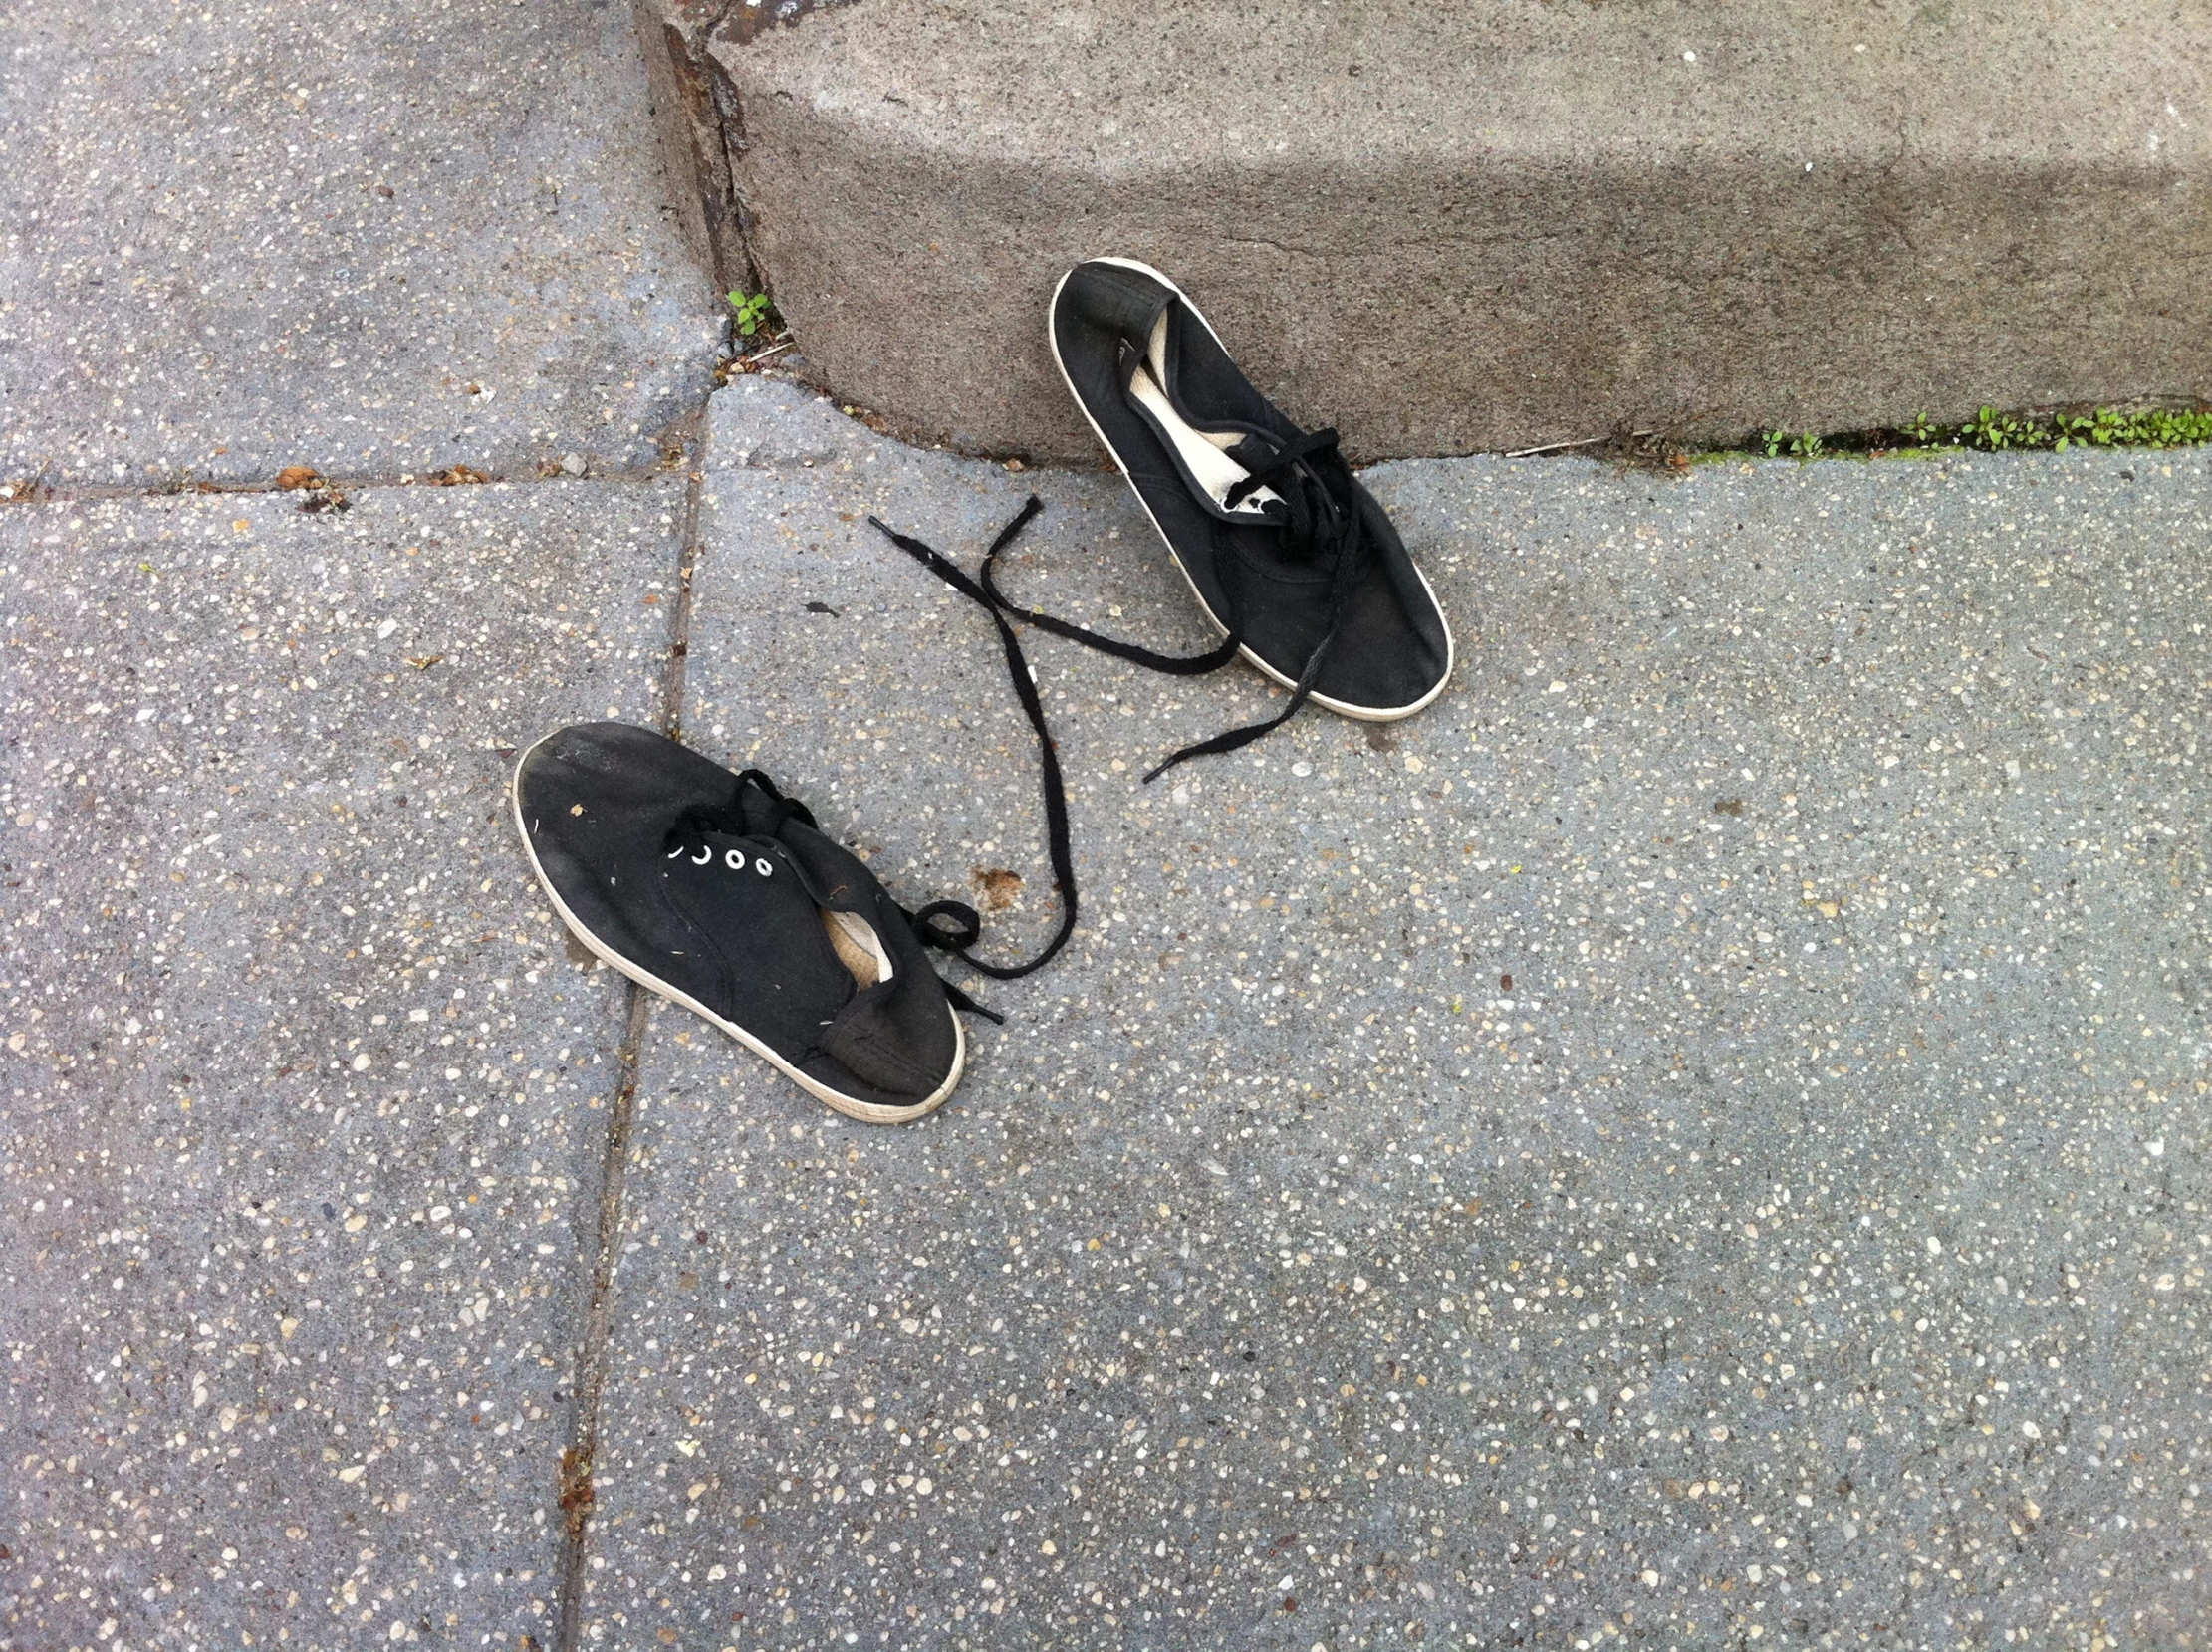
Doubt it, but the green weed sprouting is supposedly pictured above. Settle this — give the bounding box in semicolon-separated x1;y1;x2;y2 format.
1911;405;2212;455
1760;405;2212;461
726;290;774;338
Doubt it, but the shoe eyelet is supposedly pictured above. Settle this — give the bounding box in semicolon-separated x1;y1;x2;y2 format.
755;857;773;877
724;848;744;870
689;846;712;865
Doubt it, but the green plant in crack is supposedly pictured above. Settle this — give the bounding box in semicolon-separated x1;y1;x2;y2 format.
726;289;775;338
1741;403;2212;462
1962;405;2032;450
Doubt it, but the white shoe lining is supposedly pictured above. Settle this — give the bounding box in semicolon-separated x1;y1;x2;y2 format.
1127;312;1279;516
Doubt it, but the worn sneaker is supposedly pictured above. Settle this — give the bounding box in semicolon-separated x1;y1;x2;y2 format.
513;722;970;1123
1042;257;1452;773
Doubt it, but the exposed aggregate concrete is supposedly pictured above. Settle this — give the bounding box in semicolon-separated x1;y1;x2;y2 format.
0;0;723;487
570;382;2212;1649
0;482;682;1648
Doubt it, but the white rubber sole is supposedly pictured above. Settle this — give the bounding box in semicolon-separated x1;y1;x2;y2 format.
1048;255;1455;724
510;733;962;1126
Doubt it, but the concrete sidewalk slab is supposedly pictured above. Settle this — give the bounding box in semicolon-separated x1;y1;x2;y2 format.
0;482;679;1648
576;380;2210;1647
711;0;2212;462
0;0;723;489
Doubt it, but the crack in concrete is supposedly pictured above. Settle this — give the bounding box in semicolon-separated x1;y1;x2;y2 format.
551;408;707;1652
0;408;724;501
552;986;654;1652
0;470;689;506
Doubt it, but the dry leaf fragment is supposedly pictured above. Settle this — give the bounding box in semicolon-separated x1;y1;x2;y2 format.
972;867;1023;912
275;466;324;491
428;465;489;486
558;1446;595;1517
405;654;444;670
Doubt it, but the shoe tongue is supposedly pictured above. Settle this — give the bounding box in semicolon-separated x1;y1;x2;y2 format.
1231;434;1350;515
771;823;878;918
735;779;811;838
1225;434;1317;514
1120;328;1288;524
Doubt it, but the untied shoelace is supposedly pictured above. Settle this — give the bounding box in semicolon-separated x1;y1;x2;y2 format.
869;465;1367;980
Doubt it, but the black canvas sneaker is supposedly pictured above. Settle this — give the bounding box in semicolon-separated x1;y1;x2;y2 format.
1041;257;1453;776
514;722;978;1124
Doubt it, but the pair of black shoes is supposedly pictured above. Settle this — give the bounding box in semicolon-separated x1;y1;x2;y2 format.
515;261;1453;1123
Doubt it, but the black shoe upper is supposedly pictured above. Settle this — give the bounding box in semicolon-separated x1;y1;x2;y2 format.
515;723;959;1111
1051;259;1451;715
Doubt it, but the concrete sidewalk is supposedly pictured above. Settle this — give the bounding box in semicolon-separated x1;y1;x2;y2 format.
0;0;721;486
3;0;2210;1646
571;381;2212;1650
6;377;2209;1648
2;480;680;1647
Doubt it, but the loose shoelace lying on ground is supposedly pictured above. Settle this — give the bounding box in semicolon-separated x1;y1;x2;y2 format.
868;463;1367;983
870;498;1080;985
989;425;1369;780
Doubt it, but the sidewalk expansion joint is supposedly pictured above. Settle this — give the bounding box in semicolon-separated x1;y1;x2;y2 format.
0;468;693;507
0;402;720;502
655;460;708;746
552;990;652;1652
552;427;706;1651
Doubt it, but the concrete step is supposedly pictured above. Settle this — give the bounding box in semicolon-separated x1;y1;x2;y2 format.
657;0;2209;461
